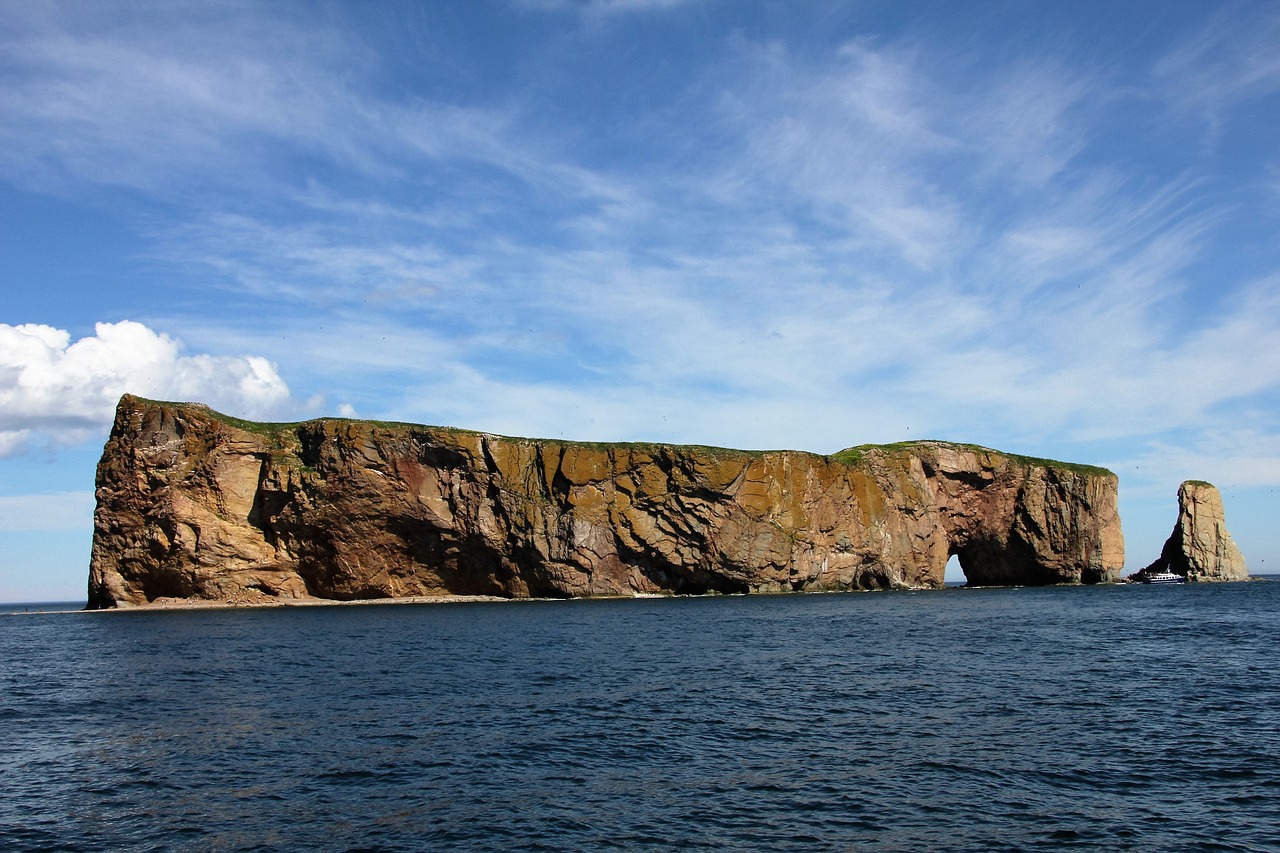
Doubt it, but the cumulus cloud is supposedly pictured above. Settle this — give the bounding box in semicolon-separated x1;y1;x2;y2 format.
0;321;291;456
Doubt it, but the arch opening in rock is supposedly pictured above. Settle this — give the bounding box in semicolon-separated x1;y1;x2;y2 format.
949;537;1062;587
943;553;965;585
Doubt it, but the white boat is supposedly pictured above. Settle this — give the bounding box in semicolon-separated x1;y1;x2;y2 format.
1140;569;1185;584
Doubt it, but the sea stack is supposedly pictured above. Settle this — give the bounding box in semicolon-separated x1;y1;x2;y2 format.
87;395;1125;607
1138;480;1248;582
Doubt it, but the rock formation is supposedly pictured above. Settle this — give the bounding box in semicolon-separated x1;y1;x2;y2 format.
1138;481;1247;582
87;395;1125;608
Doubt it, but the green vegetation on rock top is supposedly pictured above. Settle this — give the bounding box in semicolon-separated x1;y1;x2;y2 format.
126;396;1111;475
138;397;784;458
829;440;1114;477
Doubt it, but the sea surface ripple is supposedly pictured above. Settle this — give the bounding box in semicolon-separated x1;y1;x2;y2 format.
2;581;1279;851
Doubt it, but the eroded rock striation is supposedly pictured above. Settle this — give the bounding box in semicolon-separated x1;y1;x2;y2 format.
88;395;1125;608
1138;481;1248;582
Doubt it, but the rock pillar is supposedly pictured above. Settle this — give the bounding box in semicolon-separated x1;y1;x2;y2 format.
1140;481;1247;582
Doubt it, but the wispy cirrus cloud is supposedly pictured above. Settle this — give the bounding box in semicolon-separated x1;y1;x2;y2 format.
0;2;610;208
960;60;1095;189
1153;4;1280;127
0;5;362;194
3;1;1278;491
91;12;1265;467
713;39;968;273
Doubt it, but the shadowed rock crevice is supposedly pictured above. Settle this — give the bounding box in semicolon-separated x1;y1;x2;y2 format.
87;396;1125;608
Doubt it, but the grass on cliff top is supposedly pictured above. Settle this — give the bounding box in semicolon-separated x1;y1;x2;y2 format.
131;396;441;438
830;440;1114;477
129;397;1110;473
137;397;780;458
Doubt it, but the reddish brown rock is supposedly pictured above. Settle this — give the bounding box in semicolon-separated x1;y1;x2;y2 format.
1139;480;1248;582
87;395;1125;608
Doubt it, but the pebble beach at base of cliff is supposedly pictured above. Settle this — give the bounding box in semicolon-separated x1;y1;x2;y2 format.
92;593;518;611
124;572;1278;605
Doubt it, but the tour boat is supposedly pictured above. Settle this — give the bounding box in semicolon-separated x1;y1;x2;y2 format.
1140;569;1185;584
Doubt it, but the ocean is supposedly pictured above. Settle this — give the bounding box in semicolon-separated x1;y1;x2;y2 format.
2;581;1278;852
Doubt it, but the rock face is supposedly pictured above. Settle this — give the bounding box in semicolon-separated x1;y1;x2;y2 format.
1139;481;1247;582
87;395;1125;608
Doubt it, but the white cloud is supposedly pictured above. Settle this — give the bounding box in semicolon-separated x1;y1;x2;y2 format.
961;61;1093;188
0;321;291;457
1154;5;1280;128
156;213;495;310
2;3;1276;484
718;39;967;272
0;6;510;201
0;4;633;219
0;490;94;531
1117;429;1280;494
0;8;346;194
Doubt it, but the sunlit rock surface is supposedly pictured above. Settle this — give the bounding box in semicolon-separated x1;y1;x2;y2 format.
88;395;1125;608
1138;481;1248;583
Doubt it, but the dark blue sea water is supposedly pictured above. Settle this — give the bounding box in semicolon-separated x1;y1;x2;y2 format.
3;582;1279;852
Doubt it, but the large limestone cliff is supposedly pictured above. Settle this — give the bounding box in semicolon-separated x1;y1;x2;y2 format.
1139;481;1248;582
88;395;1124;608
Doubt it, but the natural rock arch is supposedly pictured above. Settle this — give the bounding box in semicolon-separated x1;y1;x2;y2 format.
89;396;1125;607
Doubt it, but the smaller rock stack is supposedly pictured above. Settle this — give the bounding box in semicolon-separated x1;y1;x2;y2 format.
1138;480;1248;582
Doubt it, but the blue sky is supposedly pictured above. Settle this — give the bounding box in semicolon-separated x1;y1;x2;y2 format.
3;0;1279;601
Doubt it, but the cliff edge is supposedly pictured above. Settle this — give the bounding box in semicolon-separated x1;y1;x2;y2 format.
88;395;1125;607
